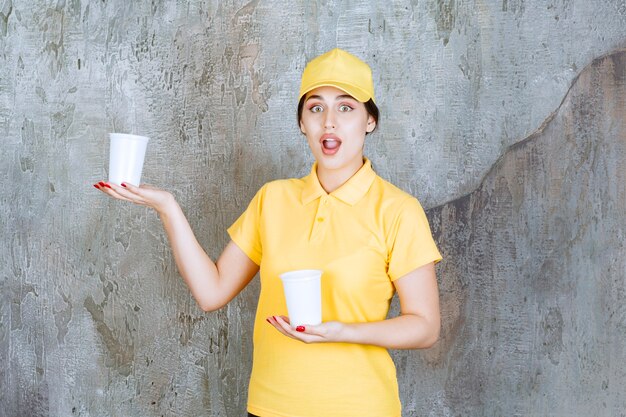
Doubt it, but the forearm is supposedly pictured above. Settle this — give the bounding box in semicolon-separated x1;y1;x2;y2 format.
157;198;222;310
270;264;441;348
341;314;440;349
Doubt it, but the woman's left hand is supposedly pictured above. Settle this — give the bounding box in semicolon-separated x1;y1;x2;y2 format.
267;315;345;344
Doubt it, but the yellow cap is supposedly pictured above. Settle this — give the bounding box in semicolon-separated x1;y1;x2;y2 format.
299;48;376;103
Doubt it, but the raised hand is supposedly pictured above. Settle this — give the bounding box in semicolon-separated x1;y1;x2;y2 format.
93;181;175;215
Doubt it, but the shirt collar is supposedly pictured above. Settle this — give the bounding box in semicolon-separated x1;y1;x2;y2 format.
301;158;377;206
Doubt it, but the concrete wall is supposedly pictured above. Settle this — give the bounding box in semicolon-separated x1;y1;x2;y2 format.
1;1;625;416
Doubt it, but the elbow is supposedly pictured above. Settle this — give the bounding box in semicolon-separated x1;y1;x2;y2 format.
409;317;440;349
409;331;439;350
199;303;217;313
420;312;441;348
420;327;440;349
199;302;222;313
420;317;441;348
193;282;229;312
197;297;226;313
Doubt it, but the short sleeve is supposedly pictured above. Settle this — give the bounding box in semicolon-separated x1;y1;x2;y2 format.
387;197;442;281
227;185;266;266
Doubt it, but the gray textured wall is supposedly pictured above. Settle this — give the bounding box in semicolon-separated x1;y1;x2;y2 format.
1;1;625;416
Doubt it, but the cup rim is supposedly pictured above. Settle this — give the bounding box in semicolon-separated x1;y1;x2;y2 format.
279;269;322;281
109;133;150;142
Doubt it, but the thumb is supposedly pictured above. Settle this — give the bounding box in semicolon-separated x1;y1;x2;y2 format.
296;322;325;335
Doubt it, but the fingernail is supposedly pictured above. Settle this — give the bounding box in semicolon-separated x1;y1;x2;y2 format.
121;183;127;188
272;316;277;321
296;326;305;332
266;318;271;324
93;184;100;189
103;183;112;189
98;181;105;186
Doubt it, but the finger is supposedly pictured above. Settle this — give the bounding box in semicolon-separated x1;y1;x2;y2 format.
100;185;134;203
273;315;294;332
276;316;317;334
116;182;165;207
96;181;125;197
267;316;297;340
96;182;141;203
118;181;143;193
274;316;313;340
297;321;332;337
268;315;320;342
120;182;159;197
106;182;151;205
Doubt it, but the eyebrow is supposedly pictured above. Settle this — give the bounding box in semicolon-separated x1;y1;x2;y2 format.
305;94;356;102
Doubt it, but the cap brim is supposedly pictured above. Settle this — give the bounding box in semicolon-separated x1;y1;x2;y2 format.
299;81;373;103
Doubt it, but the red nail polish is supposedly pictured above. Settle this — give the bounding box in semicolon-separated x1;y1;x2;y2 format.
266;318;271;324
98;181;105;187
121;183;127;188
296;326;305;332
93;184;100;189
103;183;112;189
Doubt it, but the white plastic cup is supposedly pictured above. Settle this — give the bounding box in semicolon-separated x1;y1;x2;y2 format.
108;133;149;186
279;269;322;328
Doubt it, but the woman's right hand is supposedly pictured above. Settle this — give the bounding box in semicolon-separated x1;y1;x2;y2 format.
93;181;176;215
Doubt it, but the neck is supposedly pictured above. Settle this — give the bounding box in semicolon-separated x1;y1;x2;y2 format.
316;158;365;193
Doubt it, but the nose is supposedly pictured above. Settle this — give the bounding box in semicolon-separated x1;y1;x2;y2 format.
324;109;336;129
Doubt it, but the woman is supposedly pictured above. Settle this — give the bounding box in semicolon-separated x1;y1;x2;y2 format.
95;48;442;417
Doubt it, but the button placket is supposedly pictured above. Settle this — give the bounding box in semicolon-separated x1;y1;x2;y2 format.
310;197;330;242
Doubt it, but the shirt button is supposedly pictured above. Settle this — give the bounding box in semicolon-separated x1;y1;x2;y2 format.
317;217;324;222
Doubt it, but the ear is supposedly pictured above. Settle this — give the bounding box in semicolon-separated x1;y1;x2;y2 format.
365;115;376;133
299;120;306;135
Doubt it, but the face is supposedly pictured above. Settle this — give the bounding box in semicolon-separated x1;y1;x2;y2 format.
299;86;376;175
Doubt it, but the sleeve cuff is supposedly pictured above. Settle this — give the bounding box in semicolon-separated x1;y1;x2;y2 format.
227;227;262;266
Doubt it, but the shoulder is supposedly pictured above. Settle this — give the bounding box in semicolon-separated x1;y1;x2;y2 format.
252;177;305;206
261;177;305;194
371;175;423;215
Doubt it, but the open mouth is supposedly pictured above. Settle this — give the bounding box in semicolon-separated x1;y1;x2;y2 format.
323;139;340;150
321;136;342;155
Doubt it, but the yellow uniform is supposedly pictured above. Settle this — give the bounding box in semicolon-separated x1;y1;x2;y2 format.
228;158;442;417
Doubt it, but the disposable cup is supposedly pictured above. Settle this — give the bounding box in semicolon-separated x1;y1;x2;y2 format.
108;133;149;186
279;269;322;328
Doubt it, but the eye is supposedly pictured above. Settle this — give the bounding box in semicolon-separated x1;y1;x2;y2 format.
338;104;353;112
309;104;323;113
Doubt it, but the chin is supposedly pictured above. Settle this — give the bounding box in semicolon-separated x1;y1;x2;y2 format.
312;147;363;171
316;156;343;168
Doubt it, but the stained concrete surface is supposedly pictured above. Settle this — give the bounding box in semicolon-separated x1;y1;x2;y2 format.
1;1;625;416
392;50;626;416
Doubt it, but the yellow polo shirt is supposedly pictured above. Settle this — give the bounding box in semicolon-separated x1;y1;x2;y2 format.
227;158;442;417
